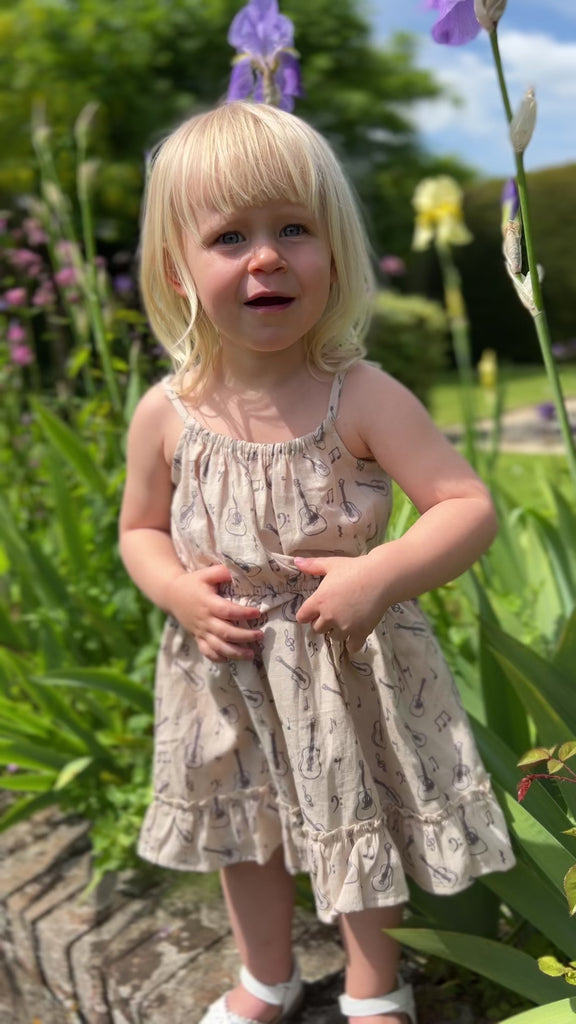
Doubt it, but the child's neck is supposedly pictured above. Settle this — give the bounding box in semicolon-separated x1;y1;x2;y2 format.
188;349;333;445
216;341;309;395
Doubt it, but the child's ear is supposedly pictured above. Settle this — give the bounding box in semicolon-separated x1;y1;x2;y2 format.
163;248;185;296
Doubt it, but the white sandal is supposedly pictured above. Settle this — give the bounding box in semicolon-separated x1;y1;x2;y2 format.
339;980;417;1022
199;962;304;1024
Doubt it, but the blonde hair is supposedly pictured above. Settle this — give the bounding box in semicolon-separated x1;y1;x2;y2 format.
140;101;374;394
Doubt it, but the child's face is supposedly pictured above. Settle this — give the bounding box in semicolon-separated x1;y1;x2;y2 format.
175;199;334;359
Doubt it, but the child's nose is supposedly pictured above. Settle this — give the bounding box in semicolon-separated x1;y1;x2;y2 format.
248;243;287;273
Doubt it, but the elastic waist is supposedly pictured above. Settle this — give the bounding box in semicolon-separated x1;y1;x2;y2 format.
219;577;321;600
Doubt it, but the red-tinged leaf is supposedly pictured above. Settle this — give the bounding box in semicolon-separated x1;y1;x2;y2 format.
559;741;576;762
547;758;565;774
517;777;534;802
564;863;576;916
517;747;553;767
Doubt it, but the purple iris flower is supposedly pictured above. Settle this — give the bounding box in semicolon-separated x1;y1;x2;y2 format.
227;0;303;111
425;0;481;46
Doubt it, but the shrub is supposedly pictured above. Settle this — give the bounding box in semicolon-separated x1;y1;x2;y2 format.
365;290;448;407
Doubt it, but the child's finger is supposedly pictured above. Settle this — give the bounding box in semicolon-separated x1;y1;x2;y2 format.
294;556;328;576
211;619;264;645
295;594;318;624
215;596;263;620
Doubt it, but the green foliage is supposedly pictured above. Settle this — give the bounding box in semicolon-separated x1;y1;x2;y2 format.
454;166;576;363
0;0;469;250
365;290;448;407
396;475;576;1018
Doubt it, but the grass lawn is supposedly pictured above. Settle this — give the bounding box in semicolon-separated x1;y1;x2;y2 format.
429;363;576;428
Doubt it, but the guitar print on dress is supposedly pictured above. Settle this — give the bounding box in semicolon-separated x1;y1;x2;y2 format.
338;479;361;523
452;741;472;791
355;759;376;821
298;719;322;780
184;719;204;768
302;452;330;477
458;804;488;854
275;655;311;690
233;749;251;790
225;490;247;536
294;477;328;536
269;729;289;776
371;842;394;892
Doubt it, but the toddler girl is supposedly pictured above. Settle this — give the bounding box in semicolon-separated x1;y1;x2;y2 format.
119;100;514;1024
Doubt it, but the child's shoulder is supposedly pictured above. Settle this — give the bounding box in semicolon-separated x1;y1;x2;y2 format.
342;360;418;416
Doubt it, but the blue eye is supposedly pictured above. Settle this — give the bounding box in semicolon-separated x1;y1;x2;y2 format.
217;231;244;245
281;224;305;237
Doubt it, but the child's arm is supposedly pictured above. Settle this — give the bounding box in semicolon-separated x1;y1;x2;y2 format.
119;384;263;662
296;363;498;652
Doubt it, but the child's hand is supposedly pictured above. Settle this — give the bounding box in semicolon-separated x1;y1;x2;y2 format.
294;555;387;653
165;565;264;663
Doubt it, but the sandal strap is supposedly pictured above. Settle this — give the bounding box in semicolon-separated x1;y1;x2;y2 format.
339;981;416;1021
240;963;301;1007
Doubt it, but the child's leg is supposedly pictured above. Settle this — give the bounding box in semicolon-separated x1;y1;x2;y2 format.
339;905;409;1024
220;846;296;1022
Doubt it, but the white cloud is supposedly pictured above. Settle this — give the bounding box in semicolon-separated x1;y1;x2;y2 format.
407;30;576;173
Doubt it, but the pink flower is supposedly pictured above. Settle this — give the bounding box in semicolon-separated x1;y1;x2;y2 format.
55;266;78;287
23;218;48;247
6;321;26;344
10;343;34;367
379;255;406;277
9;248;42;271
32;282;56;307
3;287;27;306
55;240;77;264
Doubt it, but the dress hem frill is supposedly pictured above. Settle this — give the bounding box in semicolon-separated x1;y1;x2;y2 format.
138;778;514;924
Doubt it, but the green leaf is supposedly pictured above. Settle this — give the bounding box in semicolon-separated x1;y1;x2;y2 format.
0;772;55;792
499;997;576;1023
472;720;576;863
496;785;576;893
0;737;74;771
539;957;569;978
547;759;565;774
554;610;576;678
386;928;567;1004
483;860;576;959
54;756;93;790
37;667;154;714
564;864;576;916
518;748;553;767
527;511;576;618
30;397;109;496
44;451;89;577
484;620;576;740
559;742;576;762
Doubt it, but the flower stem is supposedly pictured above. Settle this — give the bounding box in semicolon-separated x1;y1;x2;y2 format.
435;241;477;466
490;28;576;492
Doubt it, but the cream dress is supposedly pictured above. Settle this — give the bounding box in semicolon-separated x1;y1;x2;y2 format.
138;371;514;923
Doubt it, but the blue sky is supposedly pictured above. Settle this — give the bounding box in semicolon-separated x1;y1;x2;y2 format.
368;0;576;178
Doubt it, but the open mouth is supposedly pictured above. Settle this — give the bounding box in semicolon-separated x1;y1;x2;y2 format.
245;296;294;308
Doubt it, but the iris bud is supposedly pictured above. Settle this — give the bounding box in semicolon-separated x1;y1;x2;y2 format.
510;88;537;153
473;0;507;32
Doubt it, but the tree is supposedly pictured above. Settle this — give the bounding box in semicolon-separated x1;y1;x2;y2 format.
0;0;472;252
